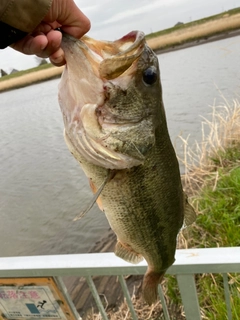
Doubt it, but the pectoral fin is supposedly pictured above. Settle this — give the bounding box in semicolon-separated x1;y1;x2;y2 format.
115;240;143;264
73;170;115;221
89;180;104;211
183;193;196;226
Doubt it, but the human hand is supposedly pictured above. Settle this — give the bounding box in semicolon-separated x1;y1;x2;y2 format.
11;0;90;66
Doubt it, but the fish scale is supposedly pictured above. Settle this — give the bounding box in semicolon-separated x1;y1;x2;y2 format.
100;134;183;264
59;30;196;305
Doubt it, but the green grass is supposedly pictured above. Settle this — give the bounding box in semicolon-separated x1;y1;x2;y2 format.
196;273;240;320
145;7;240;40
191;167;240;242
193;166;240;318
166;141;240;319
191;156;240;318
0;62;54;82
210;145;240;167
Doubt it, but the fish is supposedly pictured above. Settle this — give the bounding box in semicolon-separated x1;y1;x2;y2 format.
58;31;196;305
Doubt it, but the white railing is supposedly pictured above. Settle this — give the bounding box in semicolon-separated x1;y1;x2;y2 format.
0;247;239;320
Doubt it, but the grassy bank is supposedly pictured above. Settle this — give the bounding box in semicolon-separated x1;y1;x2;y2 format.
147;8;240;51
87;100;240;319
0;63;63;92
173;99;240;319
146;7;240;40
167;100;240;319
0;62;54;82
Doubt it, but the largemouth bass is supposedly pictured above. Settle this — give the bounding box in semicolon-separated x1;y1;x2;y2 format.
58;31;195;305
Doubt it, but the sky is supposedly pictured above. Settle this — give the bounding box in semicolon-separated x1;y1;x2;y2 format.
0;0;238;73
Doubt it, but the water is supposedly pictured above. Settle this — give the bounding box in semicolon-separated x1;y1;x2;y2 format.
1;36;240;257
161;36;240;147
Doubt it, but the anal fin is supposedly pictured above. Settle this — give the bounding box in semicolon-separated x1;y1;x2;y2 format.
115;240;143;264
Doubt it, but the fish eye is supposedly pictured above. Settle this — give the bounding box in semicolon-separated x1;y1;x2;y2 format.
142;66;158;85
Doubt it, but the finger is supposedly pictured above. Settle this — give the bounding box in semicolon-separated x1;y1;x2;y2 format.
11;29;62;59
33;21;60;34
37;29;62;58
44;0;91;39
10;22;54;54
11;34;48;55
49;48;66;66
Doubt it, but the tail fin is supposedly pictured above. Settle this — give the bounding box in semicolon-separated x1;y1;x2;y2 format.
142;269;165;305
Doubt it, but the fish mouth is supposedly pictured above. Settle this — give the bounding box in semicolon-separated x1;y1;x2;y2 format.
59;31;149;170
82;31;145;80
61;30;145;77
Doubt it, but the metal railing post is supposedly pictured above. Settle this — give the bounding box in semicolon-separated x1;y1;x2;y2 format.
177;274;201;320
86;276;109;320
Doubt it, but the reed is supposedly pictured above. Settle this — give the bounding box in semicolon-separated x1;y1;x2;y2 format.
178;98;240;196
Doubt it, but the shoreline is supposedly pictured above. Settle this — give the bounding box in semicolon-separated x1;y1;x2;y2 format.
0;66;63;93
147;11;240;52
153;28;240;55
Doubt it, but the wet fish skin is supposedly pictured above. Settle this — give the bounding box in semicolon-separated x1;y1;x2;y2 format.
59;31;195;305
